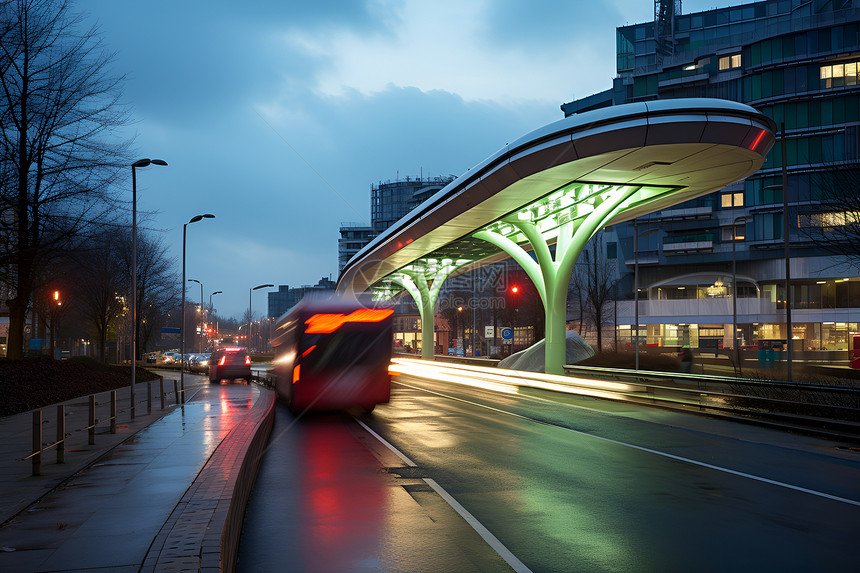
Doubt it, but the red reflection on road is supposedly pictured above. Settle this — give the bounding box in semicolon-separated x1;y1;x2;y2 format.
298;418;387;570
219;387;252;414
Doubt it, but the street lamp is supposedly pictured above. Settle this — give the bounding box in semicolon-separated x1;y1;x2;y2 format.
50;290;62;356
633;220;659;371
765;123;792;381
732;216;750;376
209;290;222;312
210;290;222;345
181;214;215;391
189;279;203;352
249;284;274;353
130;157;167;419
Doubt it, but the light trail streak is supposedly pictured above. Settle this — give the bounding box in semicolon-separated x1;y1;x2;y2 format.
389;358;640;401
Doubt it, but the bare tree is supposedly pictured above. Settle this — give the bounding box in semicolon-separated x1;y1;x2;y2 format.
72;230;125;361
798;167;860;270
0;0;131;359
115;228;180;357
582;235;618;351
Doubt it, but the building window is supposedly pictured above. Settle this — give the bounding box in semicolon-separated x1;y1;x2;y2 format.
721;223;746;242
721;192;744;208
606;242;617;259
799;211;860;230
821;60;859;88
719;53;741;71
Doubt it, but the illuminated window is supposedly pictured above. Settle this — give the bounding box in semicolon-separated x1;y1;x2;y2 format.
721;192;744;207
821;60;860;88
719;53;741;70
802;211;860;229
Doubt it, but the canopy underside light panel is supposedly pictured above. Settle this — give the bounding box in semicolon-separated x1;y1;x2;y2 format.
338;98;776;296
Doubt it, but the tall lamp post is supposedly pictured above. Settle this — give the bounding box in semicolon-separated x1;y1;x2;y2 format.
188;279;203;352
764;124;792;380
633;221;659;370
249;284;274;352
181;214;215;392
732;216;750;376
130;158;167;419
210;291;222;346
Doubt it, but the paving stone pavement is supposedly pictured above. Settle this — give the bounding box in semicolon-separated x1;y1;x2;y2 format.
0;373;274;573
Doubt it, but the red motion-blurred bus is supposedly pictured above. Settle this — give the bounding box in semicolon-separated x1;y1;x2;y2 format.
271;299;394;413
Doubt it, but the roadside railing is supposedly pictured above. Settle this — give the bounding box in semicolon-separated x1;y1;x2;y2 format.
23;376;188;476
399;353;860;441
560;364;860;439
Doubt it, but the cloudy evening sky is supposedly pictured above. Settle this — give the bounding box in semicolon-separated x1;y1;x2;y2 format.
86;0;744;320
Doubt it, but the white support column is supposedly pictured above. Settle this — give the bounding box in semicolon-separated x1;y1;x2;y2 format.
475;185;641;374
389;263;458;360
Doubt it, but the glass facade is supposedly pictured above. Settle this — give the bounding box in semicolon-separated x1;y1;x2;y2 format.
563;0;860;355
371;176;454;232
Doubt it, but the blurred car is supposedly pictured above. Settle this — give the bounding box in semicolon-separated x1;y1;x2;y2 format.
160;352;179;364
209;347;252;383
189;353;211;373
145;352;158;364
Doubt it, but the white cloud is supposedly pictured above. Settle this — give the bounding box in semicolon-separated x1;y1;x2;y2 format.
279;0;608;105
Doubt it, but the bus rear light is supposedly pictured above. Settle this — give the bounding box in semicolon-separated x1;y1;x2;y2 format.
301;345;316;358
245;355;251;366
305;308;394;334
292;365;301;384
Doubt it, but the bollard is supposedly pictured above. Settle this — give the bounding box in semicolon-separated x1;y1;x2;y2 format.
57;404;65;464
181;379;185;405
173;380;179;405
160;378;165;410
147;381;152;413
32;411;42;476
110;390;117;434
89;395;95;445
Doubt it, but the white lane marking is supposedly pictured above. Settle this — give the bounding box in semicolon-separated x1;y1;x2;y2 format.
396;380;860;508
423;478;533;573
354;418;532;572
354;418;416;467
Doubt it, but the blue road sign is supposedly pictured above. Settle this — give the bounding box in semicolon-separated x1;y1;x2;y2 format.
501;327;513;340
161;327;181;334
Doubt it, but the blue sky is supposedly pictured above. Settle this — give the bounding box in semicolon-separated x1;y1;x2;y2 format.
85;0;743;319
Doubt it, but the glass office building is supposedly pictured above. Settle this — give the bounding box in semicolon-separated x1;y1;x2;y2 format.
561;0;860;354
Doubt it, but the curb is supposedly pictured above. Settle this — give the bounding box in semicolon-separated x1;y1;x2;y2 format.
141;388;276;572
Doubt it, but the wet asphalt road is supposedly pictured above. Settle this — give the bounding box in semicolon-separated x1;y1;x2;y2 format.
238;374;860;572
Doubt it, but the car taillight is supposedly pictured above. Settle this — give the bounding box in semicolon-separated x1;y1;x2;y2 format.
245;355;251;366
218;355;226;366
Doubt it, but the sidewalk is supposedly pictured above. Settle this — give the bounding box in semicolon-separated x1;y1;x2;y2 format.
0;373;274;573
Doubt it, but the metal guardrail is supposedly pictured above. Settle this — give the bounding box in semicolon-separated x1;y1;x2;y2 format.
558;364;860;440
23;377;187;476
400;354;860;441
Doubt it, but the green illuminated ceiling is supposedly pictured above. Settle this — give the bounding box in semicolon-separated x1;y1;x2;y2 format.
376;181;679;288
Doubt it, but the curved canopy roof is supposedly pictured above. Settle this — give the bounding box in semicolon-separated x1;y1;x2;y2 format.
337;98;776;296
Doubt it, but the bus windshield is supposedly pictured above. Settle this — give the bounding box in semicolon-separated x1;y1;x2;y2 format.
299;327;390;373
